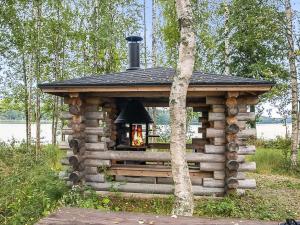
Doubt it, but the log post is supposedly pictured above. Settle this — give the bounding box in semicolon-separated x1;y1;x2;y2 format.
225;92;240;194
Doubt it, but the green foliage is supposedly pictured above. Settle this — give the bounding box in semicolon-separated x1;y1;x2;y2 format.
0;142;68;225
195;193;296;220
248;137;300;175
59;186;111;210
157;0;179;67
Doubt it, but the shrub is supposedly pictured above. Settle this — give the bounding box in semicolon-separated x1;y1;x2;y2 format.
248;137;300;175
0;142;68;225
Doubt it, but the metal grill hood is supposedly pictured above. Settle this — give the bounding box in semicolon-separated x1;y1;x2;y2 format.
114;100;153;124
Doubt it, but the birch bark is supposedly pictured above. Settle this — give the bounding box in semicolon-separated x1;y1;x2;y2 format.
169;0;195;216
285;0;299;167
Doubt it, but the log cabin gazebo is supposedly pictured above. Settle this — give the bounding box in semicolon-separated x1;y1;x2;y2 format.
39;37;274;197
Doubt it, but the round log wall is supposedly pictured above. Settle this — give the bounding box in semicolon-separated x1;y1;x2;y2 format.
205;93;257;195
59;96;112;186
57;94;257;197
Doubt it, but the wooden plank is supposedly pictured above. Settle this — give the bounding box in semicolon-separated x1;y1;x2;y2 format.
37;207;276;225
106;168;212;178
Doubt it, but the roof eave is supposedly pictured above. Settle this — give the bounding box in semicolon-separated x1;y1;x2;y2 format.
40;83;273;95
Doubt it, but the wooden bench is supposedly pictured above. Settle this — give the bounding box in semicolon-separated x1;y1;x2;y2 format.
107;164;213;178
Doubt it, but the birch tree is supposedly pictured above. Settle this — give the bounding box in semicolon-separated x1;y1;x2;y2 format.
285;0;299;167
169;0;195;216
224;1;230;75
151;0;158;136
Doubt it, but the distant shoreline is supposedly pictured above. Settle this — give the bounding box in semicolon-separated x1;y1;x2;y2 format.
0;120;292;125
0;120;51;124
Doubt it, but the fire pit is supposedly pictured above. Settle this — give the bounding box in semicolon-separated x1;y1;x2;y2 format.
114;100;153;150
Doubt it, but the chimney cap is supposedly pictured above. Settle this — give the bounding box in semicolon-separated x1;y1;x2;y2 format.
126;36;143;42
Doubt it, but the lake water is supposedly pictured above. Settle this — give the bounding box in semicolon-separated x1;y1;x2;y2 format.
0;122;291;143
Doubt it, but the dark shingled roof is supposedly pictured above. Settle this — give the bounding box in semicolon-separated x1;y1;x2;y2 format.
39;67;274;88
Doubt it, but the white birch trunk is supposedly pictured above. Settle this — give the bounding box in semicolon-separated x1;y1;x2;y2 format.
151;0;158;138
35;1;42;156
285;0;299;167
143;0;147;68
224;1;230;75
169;0;195;216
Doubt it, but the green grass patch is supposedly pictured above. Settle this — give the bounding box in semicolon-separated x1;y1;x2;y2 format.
248;137;300;176
1;139;300;224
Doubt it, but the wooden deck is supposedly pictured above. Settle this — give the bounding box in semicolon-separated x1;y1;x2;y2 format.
37;208;278;225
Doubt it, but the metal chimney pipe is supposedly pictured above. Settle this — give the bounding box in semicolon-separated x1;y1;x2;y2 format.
126;36;143;70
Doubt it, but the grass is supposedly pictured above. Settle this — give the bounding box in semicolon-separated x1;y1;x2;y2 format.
1;138;300;224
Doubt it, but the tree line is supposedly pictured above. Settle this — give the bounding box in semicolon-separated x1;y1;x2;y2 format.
0;0;299;163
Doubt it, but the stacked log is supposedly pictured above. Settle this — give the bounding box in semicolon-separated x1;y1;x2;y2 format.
203;95;258;194
59;97;114;186
83;97;109;184
224;92;240;194
66;94;86;185
200;97;226;192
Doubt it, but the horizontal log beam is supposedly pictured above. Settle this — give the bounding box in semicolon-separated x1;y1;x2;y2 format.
157;177;203;185
203;178;224;188
238;162;256;171
237;128;256;138
206;128;224;138
85;142;107;151
84;151;225;163
208;112;255;121
200;162;224;171
238;179;256;189
86;182;224;196
107;166;212;178
238;145;256;155
206;96;259;105
84;111;104;120
62;127;104;135
213;171;246;180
